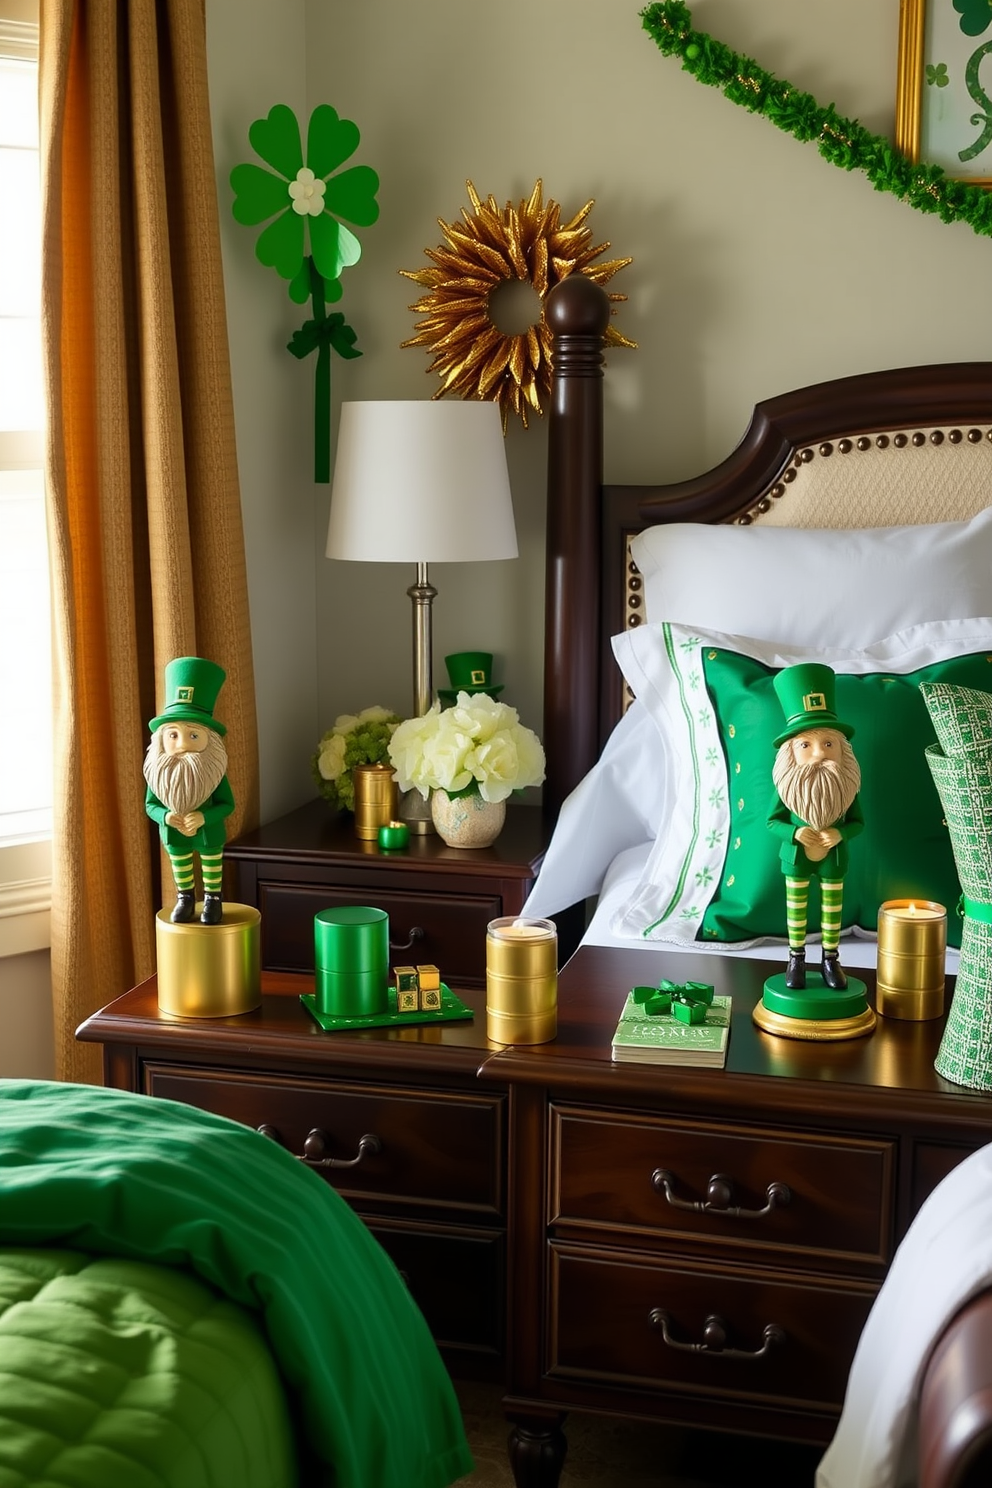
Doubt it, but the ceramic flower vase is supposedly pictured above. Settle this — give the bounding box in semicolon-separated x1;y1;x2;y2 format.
430;789;505;849
922;681;992;1090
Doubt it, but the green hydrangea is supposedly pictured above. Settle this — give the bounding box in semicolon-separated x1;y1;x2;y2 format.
312;706;401;812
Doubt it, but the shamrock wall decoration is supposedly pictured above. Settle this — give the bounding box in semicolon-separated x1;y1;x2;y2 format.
231;104;379;481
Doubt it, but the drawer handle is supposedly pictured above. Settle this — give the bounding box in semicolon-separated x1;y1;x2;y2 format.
649;1308;785;1361
390;926;425;953
257;1124;382;1169
651;1168;791;1220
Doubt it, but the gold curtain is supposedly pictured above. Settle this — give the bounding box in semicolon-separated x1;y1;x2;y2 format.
39;0;259;1082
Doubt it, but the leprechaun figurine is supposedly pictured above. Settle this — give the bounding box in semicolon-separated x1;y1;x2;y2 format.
143;657;235;926
767;663;864;991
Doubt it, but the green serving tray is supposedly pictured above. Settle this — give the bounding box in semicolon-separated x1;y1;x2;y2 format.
300;982;474;1032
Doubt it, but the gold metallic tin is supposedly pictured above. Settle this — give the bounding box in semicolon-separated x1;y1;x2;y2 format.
353;764;399;840
486;916;557;1045
156;903;261;1018
876;898;947;1020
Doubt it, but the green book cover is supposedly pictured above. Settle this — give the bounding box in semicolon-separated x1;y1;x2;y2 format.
610;992;732;1067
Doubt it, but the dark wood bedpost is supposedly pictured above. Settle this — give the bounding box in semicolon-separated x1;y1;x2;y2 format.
543;275;610;824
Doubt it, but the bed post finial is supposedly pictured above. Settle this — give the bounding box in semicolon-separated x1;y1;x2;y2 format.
544;276;611;825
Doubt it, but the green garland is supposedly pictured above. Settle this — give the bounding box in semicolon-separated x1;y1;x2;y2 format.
641;0;992;238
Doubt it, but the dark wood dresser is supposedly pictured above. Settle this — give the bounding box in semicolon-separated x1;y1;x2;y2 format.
224;798;548;988
77;943;992;1486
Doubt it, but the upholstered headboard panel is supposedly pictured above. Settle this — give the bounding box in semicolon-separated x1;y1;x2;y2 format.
747;425;992;528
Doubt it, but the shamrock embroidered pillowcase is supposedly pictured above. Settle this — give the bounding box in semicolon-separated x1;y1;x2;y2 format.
609;616;992;949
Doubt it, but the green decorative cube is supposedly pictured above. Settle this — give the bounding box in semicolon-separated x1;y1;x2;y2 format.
643;992;672;1016
394;966;418;994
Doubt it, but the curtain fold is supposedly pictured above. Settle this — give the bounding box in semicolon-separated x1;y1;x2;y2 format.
40;0;259;1083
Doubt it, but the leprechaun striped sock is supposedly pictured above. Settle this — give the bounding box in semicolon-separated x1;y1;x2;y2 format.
201;852;224;895
168;852;195;892
821;880;844;953
785;877;810;952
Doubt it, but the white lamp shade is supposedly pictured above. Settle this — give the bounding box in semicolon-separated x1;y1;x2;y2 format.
326;400;518;563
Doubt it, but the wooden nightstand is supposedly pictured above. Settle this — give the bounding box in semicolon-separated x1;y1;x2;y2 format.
224;798;550;988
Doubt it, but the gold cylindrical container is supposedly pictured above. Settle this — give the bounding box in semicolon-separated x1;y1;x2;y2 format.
876;898;947;1020
486;916;557;1045
156;903;261;1017
353;764;398;840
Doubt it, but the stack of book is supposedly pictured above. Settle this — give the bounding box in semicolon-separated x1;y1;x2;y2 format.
610;990;732;1067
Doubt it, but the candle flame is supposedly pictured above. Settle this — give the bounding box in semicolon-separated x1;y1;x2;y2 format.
908;902;917;915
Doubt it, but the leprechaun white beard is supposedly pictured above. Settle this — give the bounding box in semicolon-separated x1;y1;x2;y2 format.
144;729;229;816
773;739;861;831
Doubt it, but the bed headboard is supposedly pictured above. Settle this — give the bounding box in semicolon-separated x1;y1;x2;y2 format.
542;274;992;822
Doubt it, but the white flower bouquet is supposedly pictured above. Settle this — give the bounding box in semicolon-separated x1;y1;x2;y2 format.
312;705;401;812
388;692;545;804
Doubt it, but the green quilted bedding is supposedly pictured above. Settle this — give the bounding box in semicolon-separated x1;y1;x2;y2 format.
0;1081;474;1488
0;1249;297;1488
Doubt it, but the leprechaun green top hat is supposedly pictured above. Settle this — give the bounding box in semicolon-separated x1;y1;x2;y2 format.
438;651;504;707
772;662;855;749
148;657;227;736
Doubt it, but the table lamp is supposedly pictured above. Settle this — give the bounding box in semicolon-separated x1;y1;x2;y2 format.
326;399;518;829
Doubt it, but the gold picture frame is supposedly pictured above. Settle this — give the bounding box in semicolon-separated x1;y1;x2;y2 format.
896;0;992;184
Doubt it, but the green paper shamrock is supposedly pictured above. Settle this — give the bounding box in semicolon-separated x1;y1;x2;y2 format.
231;103;379;303
927;62;950;88
955;0;992;40
230;103;379;482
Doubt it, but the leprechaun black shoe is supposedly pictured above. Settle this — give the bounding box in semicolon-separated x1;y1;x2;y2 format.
785;949;806;989
821;950;848;990
170;892;195;924
200;894;223;926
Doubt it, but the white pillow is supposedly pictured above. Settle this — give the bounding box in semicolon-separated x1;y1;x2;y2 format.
521;701;666;919
609;615;992;947
630;508;992;648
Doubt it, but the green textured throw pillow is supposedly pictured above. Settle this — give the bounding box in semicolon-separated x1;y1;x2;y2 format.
610;618;992;950
698;649;985;947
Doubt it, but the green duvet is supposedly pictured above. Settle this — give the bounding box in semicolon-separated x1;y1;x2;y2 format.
0;1248;297;1487
0;1081;474;1488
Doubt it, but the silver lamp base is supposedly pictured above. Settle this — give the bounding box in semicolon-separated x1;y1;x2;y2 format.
399;787;434;835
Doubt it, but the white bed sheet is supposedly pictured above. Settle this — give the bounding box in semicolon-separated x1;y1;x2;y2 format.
581;842;960;973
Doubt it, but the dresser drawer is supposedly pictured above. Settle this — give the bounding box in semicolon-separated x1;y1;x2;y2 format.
369;1219;505;1361
551;1105;894;1267
257;882;500;984
145;1065;505;1217
548;1243;876;1413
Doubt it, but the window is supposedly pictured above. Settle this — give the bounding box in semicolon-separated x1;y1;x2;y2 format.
0;4;50;955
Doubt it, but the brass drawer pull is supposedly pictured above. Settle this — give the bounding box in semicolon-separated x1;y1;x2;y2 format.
256;1124;382;1168
651;1168;790;1219
390;926;425;953
649;1308;785;1361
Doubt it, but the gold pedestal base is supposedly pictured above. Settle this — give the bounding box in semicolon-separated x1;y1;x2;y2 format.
156;903;261;1018
752;1001;877;1041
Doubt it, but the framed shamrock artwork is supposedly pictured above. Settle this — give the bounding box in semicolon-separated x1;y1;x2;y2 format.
897;0;992;183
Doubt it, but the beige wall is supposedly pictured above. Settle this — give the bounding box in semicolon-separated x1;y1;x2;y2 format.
222;0;992;792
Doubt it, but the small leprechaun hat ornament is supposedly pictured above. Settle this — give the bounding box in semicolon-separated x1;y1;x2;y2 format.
230;104;379;482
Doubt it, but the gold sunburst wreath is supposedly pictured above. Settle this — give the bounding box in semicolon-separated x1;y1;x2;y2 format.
399;180;635;430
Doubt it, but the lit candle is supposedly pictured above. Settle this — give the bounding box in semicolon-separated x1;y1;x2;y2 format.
486;916;557;1045
876;899;947;1021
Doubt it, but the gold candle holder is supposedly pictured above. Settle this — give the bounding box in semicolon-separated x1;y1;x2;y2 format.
876;899;947;1020
156;903;261;1018
486;916;557;1045
353;763;398;840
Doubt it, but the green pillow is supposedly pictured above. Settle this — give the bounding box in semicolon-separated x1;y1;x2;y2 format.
610;619;992;950
699;649;982;948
